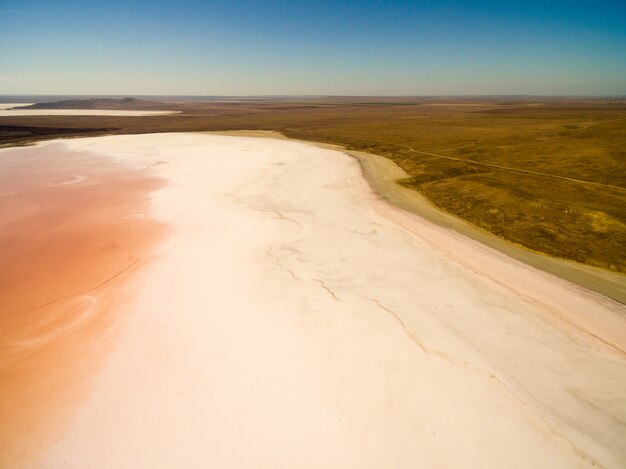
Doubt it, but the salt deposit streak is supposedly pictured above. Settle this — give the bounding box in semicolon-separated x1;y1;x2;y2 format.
0;104;179;116
23;134;626;467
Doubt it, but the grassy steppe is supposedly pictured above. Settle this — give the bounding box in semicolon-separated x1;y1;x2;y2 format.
1;98;625;271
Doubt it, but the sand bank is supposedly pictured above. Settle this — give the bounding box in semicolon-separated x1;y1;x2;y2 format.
2;133;625;468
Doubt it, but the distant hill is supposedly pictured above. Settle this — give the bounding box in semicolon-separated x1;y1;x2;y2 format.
14;97;172;110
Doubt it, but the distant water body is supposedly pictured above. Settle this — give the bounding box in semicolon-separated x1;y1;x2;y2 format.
0;103;178;116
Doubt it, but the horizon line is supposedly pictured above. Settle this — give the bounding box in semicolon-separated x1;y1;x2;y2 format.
1;94;625;99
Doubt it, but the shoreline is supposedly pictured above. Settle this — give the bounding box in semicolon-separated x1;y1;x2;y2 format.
208;130;626;305
208;131;626;356
1;127;623;303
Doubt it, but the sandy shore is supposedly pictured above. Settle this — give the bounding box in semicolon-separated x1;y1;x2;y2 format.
1;133;625;468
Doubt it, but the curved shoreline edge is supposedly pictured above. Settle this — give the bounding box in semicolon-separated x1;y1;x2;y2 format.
208;130;626;305
351;147;626;305
1;128;623;303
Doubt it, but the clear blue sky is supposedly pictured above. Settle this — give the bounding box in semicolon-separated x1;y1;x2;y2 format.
1;0;625;95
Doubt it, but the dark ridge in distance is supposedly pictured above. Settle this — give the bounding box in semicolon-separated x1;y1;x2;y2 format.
0;125;119;141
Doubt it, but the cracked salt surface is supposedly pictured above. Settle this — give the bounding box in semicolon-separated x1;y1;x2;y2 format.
38;133;626;469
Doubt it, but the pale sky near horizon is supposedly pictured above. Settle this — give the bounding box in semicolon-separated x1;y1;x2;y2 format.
0;0;625;96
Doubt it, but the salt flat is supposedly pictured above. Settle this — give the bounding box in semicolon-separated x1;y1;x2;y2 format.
2;133;625;468
0;103;178;116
